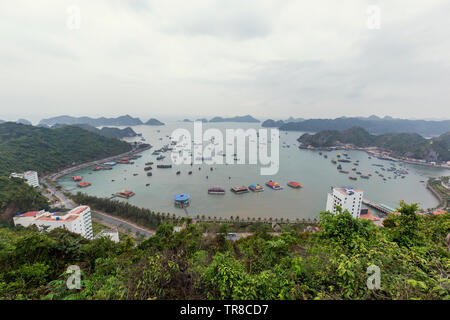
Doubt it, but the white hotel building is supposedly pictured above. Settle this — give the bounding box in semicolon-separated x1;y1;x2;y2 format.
13;206;94;239
10;171;40;188
326;186;363;219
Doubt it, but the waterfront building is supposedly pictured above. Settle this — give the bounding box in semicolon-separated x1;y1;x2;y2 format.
13;206;94;239
326;186;363;219
9;171;40;188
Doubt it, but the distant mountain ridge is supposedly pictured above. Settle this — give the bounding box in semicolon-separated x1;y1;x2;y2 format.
298;126;450;162
280;116;450;136
145;118;165;126
51;123;138;139
38;115;143;127
209;115;260;123
261;119;285;127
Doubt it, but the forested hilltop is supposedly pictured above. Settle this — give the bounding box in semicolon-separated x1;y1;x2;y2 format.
0;202;448;300
279;116;450;136
0;176;49;222
0;122;133;176
298;127;450;162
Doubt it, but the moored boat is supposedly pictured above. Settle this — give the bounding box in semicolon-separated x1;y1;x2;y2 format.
208;187;225;195
248;184;264;192
115;190;135;198
265;181;283;190
77;181;91;187
157;164;172;168
231;186;249;194
72;175;82;181
287;181;302;189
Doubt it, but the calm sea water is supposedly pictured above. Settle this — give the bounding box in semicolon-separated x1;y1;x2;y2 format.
58;122;448;219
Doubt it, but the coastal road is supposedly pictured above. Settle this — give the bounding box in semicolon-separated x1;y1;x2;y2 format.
92;211;153;238
42;177;154;238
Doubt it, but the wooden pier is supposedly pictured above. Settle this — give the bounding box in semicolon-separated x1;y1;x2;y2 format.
362;198;396;214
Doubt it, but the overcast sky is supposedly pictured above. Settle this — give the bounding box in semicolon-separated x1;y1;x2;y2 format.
1;0;450;123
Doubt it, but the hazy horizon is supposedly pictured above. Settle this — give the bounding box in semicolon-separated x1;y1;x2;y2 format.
1;1;450;121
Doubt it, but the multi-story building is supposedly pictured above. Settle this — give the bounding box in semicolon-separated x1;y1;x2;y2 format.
326;186;363;219
10;171;40;188
13;205;94;239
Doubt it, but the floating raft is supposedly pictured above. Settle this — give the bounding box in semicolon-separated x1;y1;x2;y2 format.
231;186;249;194
157;164;172;168
174;193;190;208
115;190;135;198
287;181;302;189
249;184;264;192
208;187;225;195
77;181;91;188
266;181;283;190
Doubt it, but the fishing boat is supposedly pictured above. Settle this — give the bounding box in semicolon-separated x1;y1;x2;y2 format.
188;171;192;175
208;187;225;195
352;167;356;171
103;167;113;170
145;162;154;165
72;175;82;182
337;164;342;170
77;181;91;188
338;159;351;163
287;181;302;189
115;190;135;199
133;173;138;176
339;170;349;174
331;158;337;164
144;166;152;171
349;176;357;180
337;152;341;157
265;181;283;190
248;184;264;192
147;172;152;176
361;175;370;179
324;155;328;158
176;171;181;175
157;164;172;168
156;155;165;161
93;166;102;171
231;186;249;194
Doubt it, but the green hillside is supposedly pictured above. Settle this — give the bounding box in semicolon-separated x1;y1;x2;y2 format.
0;122;133;176
298;127;450;162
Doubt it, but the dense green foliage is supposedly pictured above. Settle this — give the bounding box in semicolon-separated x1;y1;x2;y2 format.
0;177;49;221
298;127;450;161
71;193;165;230
0;122;132;175
0;203;448;300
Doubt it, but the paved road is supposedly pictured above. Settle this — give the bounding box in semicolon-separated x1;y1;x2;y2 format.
92;211;153;238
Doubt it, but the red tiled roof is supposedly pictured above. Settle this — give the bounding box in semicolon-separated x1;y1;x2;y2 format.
20;211;39;217
69;206;89;215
